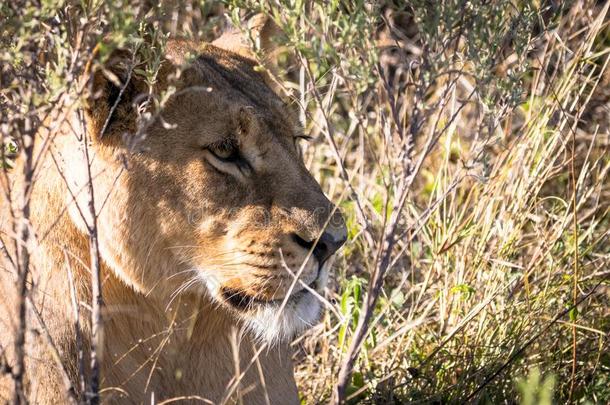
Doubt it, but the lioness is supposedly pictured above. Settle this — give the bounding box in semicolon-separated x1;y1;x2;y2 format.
0;21;346;404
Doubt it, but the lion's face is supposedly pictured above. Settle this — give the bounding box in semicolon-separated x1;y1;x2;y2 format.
78;42;346;343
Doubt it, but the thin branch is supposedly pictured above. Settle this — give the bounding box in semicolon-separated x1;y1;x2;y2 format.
80;113;104;405
65;250;87;401
11;121;36;405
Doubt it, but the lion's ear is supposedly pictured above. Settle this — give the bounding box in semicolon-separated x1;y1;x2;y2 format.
212;14;286;95
84;46;148;143
212;14;282;61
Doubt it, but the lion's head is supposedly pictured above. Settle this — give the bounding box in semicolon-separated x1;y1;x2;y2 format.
61;33;346;343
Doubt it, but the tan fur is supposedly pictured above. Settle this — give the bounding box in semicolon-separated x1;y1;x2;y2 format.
0;34;346;404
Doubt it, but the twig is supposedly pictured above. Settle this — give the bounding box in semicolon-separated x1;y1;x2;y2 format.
65;251;87;401
80;112;104;405
332;74;420;404
11;121;36;405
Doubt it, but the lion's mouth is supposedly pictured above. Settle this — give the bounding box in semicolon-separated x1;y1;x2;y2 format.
221;278;319;311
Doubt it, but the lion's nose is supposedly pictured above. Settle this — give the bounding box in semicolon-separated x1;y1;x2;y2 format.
315;229;347;263
292;227;347;264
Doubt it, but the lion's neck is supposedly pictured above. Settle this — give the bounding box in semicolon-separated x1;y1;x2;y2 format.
98;284;297;404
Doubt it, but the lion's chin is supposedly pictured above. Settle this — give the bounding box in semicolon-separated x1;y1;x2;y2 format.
243;290;323;344
198;262;331;345
244;261;333;344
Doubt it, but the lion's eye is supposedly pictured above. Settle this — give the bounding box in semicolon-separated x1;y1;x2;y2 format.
204;139;252;178
208;142;240;163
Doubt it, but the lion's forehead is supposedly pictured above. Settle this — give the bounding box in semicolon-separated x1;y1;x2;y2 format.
181;46;299;132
